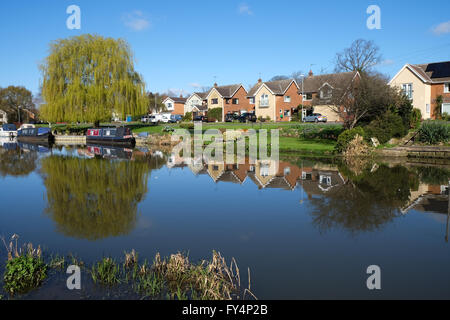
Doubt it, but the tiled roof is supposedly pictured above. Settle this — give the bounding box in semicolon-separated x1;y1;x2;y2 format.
247;79;297;97
410;61;450;83
213;84;242;98
301;72;358;93
168;97;187;103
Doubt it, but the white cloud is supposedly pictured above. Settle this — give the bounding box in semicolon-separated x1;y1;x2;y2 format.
168;88;189;97
189;83;202;89
432;21;450;35
238;3;253;16
379;59;395;66
123;11;150;31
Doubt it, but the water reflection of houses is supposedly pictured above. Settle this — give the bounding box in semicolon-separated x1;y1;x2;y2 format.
402;183;449;215
166;153;346;193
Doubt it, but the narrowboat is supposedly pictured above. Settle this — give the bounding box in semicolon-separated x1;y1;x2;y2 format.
0;124;17;137
17;126;54;144
86;127;135;147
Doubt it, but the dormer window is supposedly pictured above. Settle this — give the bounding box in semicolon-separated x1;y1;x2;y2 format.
320;85;333;100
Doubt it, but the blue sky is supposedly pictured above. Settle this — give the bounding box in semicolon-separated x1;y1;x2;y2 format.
0;0;449;97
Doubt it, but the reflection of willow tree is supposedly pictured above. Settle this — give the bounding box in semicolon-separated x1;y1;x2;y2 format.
0;148;38;177
309;165;419;235
41;156;149;240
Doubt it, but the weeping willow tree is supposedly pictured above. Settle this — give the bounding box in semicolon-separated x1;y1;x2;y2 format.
39;34;148;123
41;156;149;240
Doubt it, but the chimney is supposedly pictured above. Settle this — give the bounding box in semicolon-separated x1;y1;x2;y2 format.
258;78;262;84
308;70;314;77
214;83;218;88
180;94;183;98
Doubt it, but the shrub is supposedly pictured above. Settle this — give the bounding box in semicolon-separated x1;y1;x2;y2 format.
365;112;407;144
207;108;222;122
179;123;194;130
4;253;47;295
442;112;450;121
335;127;367;153
410;108;422;129
418;121;450;144
183;112;192;122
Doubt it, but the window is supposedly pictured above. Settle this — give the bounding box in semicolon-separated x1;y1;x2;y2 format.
284;96;291;103
443;103;450;115
284;167;291;175
445;83;450;93
402;84;413;100
260;164;270;177
260;94;269;107
284;110;290;116
225;99;230;104
232;98;239;105
303;93;312;101
320;87;332;99
426;104;430;114
249;97;255;104
320;175;332;186
212;98;218;105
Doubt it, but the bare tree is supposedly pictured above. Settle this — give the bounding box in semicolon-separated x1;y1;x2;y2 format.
335;39;382;73
318;72;395;129
270;75;289;81
291;71;305;83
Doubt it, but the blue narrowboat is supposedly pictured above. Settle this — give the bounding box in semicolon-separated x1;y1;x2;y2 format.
86;127;135;147
17;126;54;144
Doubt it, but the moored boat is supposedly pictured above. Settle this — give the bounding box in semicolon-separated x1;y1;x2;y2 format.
0;124;17;137
17;125;54;144
86;127;135;147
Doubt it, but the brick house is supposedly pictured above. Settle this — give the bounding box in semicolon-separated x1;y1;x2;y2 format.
162;95;187;116
389;61;450;119
205;83;252;121
299;71;360;122
247;79;301;122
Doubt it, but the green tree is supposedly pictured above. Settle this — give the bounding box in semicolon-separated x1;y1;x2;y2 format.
39;34;148;123
0;86;36;123
148;92;167;114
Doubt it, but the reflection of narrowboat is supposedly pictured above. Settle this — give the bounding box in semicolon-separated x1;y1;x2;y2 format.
0;137;18;150
0;124;17;137
18;141;51;153
17;126;54;144
86;144;133;160
86;127;135;147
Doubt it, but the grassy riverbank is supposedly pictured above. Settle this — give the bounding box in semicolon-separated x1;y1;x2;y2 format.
0;236;253;300
134;123;340;155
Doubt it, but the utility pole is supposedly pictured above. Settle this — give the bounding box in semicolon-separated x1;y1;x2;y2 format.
18;105;21;124
446;181;449;243
300;74;305;122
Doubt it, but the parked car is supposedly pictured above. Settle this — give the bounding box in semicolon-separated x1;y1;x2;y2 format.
194;115;208;122
169;115;183;123
160;114;172;123
141;116;150;123
225;113;234;122
148;115;160;124
304;113;327;123
238;113;257;123
225;113;240;122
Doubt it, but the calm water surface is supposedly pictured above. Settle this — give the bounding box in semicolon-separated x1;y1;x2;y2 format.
0;139;449;299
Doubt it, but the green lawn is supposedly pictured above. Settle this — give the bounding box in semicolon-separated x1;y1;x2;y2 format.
278;137;336;153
